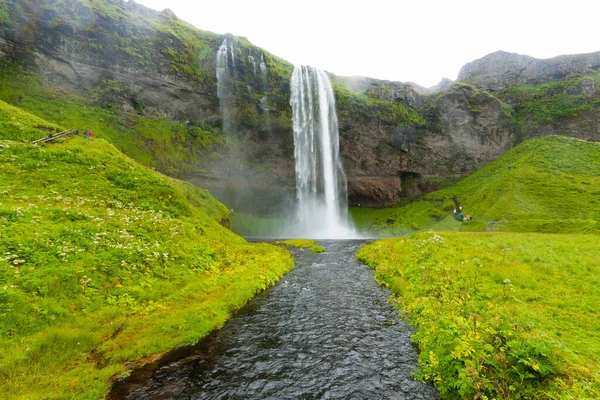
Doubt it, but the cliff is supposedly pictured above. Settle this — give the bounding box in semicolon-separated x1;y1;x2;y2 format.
1;0;599;212
458;50;600;91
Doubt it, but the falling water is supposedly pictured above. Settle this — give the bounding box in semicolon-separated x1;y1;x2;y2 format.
290;66;357;239
216;37;235;136
259;53;267;77
247;50;257;74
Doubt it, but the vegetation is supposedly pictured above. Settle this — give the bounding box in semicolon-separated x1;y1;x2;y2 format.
0;109;293;399
0;61;224;177
355;134;600;398
498;70;600;141
0;0;295;178
230;212;289;238
357;232;599;399
0;100;63;141
332;80;426;127
351;135;600;236
276;239;326;253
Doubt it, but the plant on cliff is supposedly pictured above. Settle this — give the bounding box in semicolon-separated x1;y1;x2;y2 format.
333;80;426;127
0;108;293;399
498;69;600;140
357;232;599;399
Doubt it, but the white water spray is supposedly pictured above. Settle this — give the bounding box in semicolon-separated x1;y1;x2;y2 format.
289;66;357;239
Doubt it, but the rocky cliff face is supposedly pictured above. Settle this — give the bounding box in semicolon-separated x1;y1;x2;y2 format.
337;81;514;206
458;50;600;92
1;0;598;213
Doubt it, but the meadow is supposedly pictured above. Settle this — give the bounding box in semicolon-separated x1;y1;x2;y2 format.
358;232;599;399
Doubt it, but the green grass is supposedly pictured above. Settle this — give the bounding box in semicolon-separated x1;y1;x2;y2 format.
352;136;600;236
0;99;64;141
276;239;325;253
0;123;293;397
357;232;599;399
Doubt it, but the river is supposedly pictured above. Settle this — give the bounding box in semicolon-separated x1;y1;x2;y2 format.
110;240;439;399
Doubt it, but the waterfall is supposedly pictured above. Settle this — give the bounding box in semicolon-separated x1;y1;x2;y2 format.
258;53;272;132
289;66;357;239
216;37;235;136
259;54;267;77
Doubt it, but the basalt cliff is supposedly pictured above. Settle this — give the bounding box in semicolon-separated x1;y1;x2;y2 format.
1;0;599;213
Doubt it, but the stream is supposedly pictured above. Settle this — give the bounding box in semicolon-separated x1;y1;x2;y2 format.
109;240;439;399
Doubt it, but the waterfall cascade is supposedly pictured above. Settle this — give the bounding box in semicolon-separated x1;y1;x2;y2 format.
216;37;235;136
289;66;357;238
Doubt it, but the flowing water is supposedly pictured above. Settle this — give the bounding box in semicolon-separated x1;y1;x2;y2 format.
110;241;439;399
216;37;236;136
289;66;357;239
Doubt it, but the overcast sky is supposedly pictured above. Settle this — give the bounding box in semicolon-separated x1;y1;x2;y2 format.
133;0;599;88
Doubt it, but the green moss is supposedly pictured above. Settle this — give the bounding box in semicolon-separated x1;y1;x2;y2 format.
358;232;600;399
277;239;316;248
309;244;326;253
274;239;325;253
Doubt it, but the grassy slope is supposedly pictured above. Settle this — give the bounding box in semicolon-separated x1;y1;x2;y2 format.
0;99;64;141
351;135;600;236
358;232;599;399
0;63;224;177
0;107;293;399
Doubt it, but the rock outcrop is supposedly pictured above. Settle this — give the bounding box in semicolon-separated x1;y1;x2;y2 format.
458;50;600;91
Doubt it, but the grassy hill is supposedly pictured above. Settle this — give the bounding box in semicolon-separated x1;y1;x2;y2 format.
351;135;600;235
0;103;293;399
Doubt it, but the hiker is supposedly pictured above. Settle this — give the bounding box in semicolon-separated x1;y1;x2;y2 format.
451;195;470;222
88;131;94;138
47;133;54;144
84;130;89;139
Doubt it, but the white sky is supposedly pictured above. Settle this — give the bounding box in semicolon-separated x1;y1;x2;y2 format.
133;0;600;88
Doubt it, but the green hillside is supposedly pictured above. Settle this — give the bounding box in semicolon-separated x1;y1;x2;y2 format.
352;135;600;235
0;99;64;141
0;106;293;399
0;62;227;177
